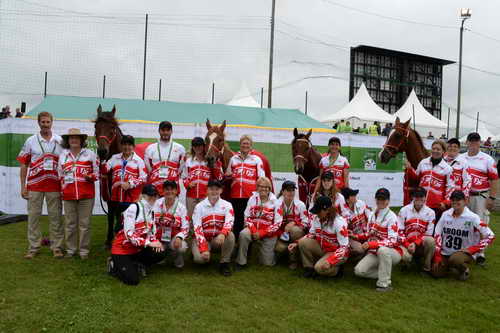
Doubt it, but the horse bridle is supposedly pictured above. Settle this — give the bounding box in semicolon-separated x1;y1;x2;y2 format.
383;126;410;157
98;131;117;145
293;138;312;163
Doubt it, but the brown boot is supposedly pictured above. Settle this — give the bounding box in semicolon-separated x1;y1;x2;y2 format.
24;251;38;259
53;249;64;259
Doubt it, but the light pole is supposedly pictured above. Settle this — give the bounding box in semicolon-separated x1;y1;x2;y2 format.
455;8;471;138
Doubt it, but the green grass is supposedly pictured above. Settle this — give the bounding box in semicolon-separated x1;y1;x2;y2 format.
1;214;499;333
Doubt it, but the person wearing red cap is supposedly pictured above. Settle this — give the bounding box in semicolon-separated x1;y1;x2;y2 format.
431;190;495;280
460;132;498;266
144;121;186;197
292;195;349;278
354;188;402;292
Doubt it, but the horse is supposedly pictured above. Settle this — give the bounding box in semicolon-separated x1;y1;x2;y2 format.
94;104;151;248
292;128;322;208
378;117;429;205
204;119;274;198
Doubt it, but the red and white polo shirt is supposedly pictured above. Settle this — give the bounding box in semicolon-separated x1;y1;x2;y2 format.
460;151;498;193
58;148;99;201
319;154;350;189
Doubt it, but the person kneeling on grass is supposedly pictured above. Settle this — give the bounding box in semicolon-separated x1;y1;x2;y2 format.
354;188;402;292
192;179;235;276
291;195;349;278
236;177;282;269
398;187;436;273
340;187;371;261
153;180;189;269
431;190;495;281
108;185;165;286
274;180;310;270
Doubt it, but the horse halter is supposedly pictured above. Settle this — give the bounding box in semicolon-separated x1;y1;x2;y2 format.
383;125;410;157
98;132;117;145
293;138;312;163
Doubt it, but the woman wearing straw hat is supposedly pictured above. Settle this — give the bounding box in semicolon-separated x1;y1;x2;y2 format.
58;128;99;259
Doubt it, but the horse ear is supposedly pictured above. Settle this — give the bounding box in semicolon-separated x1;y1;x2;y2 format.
403;119;411;128
395;117;400;125
220;120;226;132
206;118;212;130
97;104;102;115
293;128;299;137
111;105;116;116
305;129;312;139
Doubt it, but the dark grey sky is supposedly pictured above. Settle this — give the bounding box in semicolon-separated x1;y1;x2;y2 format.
1;0;499;135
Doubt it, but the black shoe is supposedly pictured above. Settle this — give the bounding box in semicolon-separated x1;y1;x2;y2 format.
235;263;247;271
334;265;344;279
303;267;316;278
219;263;232;277
476;256;486;267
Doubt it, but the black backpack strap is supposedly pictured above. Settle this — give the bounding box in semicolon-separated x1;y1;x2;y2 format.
134;202;140;220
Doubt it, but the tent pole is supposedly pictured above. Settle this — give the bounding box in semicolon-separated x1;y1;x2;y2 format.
142;13;148;100
102;75;106;98
159;79;162;101
476;112;479;132
260;87;264;108
211;83;215;104
446;107;450;139
305;91;308;115
267;0;276;108
44;71;47;98
412;104;416;131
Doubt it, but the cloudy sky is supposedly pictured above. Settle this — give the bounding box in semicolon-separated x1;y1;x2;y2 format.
1;0;499;136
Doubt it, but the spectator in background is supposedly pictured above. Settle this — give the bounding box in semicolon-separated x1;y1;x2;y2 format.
332;122;339;130
337;119;346;132
369;121;381;136
484;137;493;147
439;134;447;140
427;132;435;139
382;123;392;136
15;108;23;118
0;106;11;119
343;121;353;133
359;123;369;135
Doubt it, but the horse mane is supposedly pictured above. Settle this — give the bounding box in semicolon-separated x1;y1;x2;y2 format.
411;127;426;151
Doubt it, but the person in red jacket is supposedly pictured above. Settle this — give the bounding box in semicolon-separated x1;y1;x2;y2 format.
235;177;282;269
313;137;350;197
108;185;164;285
57;128;99;259
405;140;455;221
181;137;223;217
226;135;266;240
105;135;147;235
292;195;349;278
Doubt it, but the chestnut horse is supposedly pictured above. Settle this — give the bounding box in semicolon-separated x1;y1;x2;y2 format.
378;117;429;205
204;119;273;198
292;128;322;208
94;105;151;247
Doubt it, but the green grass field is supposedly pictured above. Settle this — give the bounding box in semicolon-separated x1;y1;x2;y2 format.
1;214;499;333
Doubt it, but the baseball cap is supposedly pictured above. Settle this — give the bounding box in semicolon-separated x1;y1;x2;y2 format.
328;137;341;146
321;171;334;180
375;188;390;200
341;187;359;199
207;179;223;188
411;187;427;198
142;184;158;197
466;132;481;142
120;135;135;146
191;137;205;146
450;190;466;201
309;196;333;214
447;138;460;147
159;121;173;130
281;180;297;191
162;180;177;189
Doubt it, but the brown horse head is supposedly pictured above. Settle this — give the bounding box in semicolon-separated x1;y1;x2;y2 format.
379;117;412;164
292;128;313;174
205;119;227;168
94;104;121;160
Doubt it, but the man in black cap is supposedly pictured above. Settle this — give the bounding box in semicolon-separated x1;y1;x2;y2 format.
460;132;498;265
354;188;401;292
144;121;186;196
432;190;495;280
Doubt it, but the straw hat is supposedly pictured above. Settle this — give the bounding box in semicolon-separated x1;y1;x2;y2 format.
62;128;88;140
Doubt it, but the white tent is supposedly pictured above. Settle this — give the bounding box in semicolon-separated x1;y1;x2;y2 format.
226;83;261;108
460;121;496;143
322;83;395;127
394;89;447;135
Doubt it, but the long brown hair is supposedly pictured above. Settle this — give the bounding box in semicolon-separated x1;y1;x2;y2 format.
317;178;339;202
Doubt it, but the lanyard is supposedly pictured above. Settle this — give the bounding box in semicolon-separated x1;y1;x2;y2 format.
158;141;174;163
138;202;155;234
64;151;82;171
283;201;294;217
328;153;339;167
121;154;132;179
376;209;390;224
164;199;179;216
37;134;56;154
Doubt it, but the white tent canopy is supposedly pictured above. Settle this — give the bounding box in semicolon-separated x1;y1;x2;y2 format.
322;83;395;125
460;122;496;143
394;89;447;129
226;82;261;108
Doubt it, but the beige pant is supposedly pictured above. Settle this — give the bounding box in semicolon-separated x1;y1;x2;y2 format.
192;232;235;264
27;191;63;252
354;246;401;288
164;239;188;267
298;237;347;276
468;193;490;258
237;228;277;266
274;225;305;263
63;198;94;256
186;197;204;218
401;236;436;271
431;251;474;278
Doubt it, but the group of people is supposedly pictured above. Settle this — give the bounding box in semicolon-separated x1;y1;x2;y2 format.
18;111;497;290
1;104;24;119
333;119;386;136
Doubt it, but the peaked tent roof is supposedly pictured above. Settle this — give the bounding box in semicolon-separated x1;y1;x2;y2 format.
322;83;395;123
29;95;330;130
394;89;447;129
226;83;262;108
460;122;496;142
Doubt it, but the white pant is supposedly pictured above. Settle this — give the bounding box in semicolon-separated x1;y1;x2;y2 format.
354;247;401;288
468;193;490;258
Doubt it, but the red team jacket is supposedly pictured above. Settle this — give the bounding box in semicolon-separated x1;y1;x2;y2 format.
397;202;436;248
460;151;498;193
227;153;266;199
305;214;350;265
275;197;310;236
58;149;99;201
182;156;223;199
318;154;350;190
152;198;189;242
244;192;282;238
